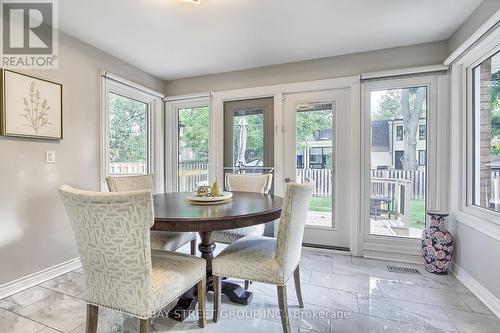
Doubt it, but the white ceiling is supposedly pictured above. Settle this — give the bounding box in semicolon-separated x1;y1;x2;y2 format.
59;0;483;80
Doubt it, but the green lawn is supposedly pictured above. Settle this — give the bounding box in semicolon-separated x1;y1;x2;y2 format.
410;199;426;230
309;197;333;212
308;196;426;230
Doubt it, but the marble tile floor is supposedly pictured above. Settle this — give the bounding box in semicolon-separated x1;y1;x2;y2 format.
0;246;499;333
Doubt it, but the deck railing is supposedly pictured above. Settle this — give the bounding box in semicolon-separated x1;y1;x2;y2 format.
295;168;427;199
110;162;146;175
178;163;209;192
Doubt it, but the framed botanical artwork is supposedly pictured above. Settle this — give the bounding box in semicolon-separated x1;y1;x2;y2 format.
1;69;63;140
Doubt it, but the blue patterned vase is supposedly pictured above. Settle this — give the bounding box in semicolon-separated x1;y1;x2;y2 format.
421;211;453;275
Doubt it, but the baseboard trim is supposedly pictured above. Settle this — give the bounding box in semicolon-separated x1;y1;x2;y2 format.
0;258;81;299
450;262;500;318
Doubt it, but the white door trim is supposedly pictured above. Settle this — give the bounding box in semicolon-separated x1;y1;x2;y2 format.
359;74;449;259
164;97;211;193
211;75;360;251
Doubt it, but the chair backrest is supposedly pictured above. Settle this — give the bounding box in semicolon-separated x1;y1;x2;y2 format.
225;173;273;193
106;174;153;192
276;181;314;279
59;185;154;316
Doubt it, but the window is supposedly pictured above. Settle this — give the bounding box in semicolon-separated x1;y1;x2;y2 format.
309;147;332;169
369;86;428;238
472;51;500;213
108;93;148;175
177;106;209;192
419;150;426;166
396;125;404;141
419;124;426;140
102;75;163;191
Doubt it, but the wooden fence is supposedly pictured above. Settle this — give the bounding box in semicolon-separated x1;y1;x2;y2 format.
178;163;209;192
110;162;500;202
297;168;426;200
296;169;333;197
370;169;426;200
110;162;146;175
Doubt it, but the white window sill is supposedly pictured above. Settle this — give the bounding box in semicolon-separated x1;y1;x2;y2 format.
453;210;500;242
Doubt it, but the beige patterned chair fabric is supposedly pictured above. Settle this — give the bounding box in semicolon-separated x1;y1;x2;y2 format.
225;173;273;193
106;175;197;252
106;174;154;193
212;173;273;244
59;186;206;319
213;181;314;285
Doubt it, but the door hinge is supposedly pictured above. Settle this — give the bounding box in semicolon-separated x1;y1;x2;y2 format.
282;125;286;133
281;94;286;101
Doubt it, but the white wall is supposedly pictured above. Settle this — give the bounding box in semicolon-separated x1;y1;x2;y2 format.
0;32;163;285
164;41;448;96
448;0;500;55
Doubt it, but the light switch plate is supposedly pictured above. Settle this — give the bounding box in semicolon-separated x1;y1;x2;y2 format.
46;151;56;164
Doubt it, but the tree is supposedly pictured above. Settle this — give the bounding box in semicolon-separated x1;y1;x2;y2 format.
109;94;147;163
401;87;426;170
296;110;332;153
179;106;209;162
374;87;427;170
174;105;334;167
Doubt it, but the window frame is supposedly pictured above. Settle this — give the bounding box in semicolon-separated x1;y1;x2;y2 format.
418;150;426;166
464;39;500;221
396;125;404;141
100;75;164;192
165;97;211;193
361;75;442;253
419;124;427;141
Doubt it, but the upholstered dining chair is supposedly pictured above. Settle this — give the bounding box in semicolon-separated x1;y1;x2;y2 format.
212;173;273;289
212;181;314;333
106;175;198;255
59;186;207;333
213;173;273;245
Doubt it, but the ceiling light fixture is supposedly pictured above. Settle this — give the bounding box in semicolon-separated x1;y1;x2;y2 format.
190;0;200;3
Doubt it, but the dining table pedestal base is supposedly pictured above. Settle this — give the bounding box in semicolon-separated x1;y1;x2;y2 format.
167;231;254;322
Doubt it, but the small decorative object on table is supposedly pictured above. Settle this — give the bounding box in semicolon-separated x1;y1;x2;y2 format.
196;185;212;197
211;179;222;197
421;211;453;275
188;182;233;205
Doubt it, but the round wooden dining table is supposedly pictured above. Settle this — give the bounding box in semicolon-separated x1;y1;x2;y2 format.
152;191;283;321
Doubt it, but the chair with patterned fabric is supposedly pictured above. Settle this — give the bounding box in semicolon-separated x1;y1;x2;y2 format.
212;181;314;333
212;173;273;245
106;175;198;255
59;186;207;333
212;173;273;290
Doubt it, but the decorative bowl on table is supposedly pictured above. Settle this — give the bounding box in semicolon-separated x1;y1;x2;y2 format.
186;191;233;205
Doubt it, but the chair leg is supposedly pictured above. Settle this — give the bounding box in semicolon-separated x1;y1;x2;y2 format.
190;239;197;255
277;285;290;333
244;280;250;290
139;319;149;333
197;278;207;328
86;304;98;333
213;275;221;322
293;265;304;308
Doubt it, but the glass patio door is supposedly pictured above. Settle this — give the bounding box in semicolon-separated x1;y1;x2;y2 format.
283;89;351;248
367;85;428;238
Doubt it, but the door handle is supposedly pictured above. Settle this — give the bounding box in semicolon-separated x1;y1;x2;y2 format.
285;177;294;183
